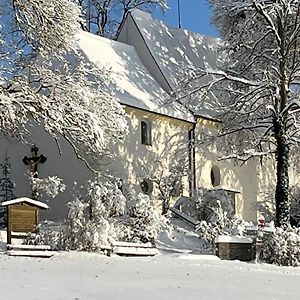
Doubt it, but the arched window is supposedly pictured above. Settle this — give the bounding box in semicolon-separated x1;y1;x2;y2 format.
141;120;152;145
211;165;221;187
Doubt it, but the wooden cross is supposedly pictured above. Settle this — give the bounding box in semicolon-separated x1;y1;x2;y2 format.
22;145;47;178
22;146;47;199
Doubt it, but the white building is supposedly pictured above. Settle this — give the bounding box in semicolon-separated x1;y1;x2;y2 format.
0;10;284;222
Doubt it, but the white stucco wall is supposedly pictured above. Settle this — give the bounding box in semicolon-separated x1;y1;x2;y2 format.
0;108;192;220
1;111;278;223
0;124;92;221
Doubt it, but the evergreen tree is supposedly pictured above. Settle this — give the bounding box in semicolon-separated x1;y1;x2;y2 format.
0;154;15;203
0;154;15;226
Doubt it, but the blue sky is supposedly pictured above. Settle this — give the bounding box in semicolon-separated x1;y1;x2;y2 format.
154;0;218;37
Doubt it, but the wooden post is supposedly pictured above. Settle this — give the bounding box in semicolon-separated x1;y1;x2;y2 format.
7;206;11;244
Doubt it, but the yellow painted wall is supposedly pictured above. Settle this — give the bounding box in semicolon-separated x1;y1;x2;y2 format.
256;156;300;221
194;118;258;222
110;107;192;211
111;108;300;223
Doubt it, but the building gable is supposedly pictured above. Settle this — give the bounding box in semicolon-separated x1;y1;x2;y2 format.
117;12;172;94
118;9;224;121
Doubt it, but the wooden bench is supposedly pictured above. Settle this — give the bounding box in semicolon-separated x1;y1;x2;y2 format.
6;244;54;258
112;241;159;256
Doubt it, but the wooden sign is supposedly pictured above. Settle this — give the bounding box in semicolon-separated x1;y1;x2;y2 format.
2;197;49;244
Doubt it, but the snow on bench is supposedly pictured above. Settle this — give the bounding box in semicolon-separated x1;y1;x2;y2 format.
6;243;54;258
7;250;54;258
113;246;159;256
6;244;52;251
11;231;36;237
112;241;158;256
112;241;153;248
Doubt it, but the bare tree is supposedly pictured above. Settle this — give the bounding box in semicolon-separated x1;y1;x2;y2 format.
140;150;190;215
178;0;300;227
76;0;167;38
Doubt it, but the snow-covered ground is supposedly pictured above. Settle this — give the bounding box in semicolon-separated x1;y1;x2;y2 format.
0;251;300;300
1;219;300;300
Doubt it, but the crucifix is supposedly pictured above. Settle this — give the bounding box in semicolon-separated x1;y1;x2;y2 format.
22;145;47;198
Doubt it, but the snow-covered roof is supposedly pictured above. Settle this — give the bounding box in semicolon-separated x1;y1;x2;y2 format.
2;197;49;209
77;31;194;123
128;9;223;120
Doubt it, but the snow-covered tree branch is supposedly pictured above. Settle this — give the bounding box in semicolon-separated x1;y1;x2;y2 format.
76;0;168;37
177;0;300;227
0;0;128;169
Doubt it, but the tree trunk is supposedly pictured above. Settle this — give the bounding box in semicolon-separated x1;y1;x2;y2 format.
162;198;170;215
274;118;290;227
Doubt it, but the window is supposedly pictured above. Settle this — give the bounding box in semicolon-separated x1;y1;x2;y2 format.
227;191;236;212
210;165;221;187
141;120;152;145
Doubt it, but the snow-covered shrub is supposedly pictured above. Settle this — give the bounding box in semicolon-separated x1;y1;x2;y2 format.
62;178;126;251
29;176;168;251
26;223;65;250
196;220;222;245
196;216;251;246
123;193;168;245
31;176;66;199
193;188;233;244
259;226;300;266
59;178;167;250
193;188;235;225
192;188;251;246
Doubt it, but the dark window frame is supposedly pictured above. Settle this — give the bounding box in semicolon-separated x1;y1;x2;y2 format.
141;120;152;145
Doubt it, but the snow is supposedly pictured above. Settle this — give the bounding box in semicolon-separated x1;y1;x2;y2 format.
77;31;194;123
113;246;158;256
6;250;54;258
112;241;153;248
156;217;207;254
1;197;49;210
129;9;222;119
0;251;300;299
170;207;198;226
131;9;221;87
215;235;253;244
212;186;241;194
6;244;51;250
0;223;300;299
